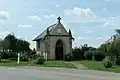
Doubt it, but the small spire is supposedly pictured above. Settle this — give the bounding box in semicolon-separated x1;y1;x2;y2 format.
57;17;61;22
47;28;49;35
69;29;72;36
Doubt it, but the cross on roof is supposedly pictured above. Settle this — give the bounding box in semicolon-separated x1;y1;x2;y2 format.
57;17;61;22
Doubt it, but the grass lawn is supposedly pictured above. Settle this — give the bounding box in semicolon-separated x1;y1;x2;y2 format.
0;59;36;66
0;60;76;68
75;60;120;73
78;60;106;71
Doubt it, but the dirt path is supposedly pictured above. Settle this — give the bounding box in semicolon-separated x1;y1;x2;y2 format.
71;62;88;69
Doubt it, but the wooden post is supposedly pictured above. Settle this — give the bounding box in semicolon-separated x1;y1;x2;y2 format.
17;53;20;64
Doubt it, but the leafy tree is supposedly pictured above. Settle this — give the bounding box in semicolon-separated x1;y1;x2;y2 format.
98;29;120;63
72;44;96;60
72;47;82;60
84;47;97;60
2;33;17;51
0;33;31;52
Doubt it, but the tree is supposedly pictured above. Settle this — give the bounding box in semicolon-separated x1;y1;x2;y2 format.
2;33;17;51
16;39;31;52
84;47;97;60
98;29;120;62
72;44;96;60
0;39;3;51
72;47;82;60
1;33;31;52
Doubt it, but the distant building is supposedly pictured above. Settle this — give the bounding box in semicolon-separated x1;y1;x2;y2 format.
33;17;74;60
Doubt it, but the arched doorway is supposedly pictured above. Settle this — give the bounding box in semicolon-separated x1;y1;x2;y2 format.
55;39;63;60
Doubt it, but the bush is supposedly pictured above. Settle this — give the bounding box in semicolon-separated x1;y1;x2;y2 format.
103;57;112;68
20;53;29;61
0;51;17;60
94;51;105;61
115;58;120;65
84;51;93;60
34;53;45;65
34;57;45;64
64;53;71;61
1;52;9;59
72;47;85;60
8;52;17;60
0;54;2;62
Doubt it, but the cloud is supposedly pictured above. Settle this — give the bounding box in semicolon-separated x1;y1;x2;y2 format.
63;7;107;23
84;30;92;34
72;36;84;47
102;8;107;12
96;37;103;40
17;24;32;28
28;15;41;21
64;7;96;19
103;22;117;29
56;5;60;8
96;36;111;41
102;17;119;29
44;14;56;19
76;36;89;41
0;11;9;21
77;37;84;40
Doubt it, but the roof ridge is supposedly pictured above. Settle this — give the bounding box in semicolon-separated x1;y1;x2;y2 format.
33;22;58;41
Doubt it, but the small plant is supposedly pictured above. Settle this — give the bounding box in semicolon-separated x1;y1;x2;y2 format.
35;57;45;64
103;57;112;69
20;54;29;61
34;53;45;65
0;55;2;62
84;51;93;60
115;58;120;65
64;53;71;61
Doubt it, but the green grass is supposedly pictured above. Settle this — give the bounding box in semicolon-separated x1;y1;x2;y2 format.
74;60;120;73
41;61;76;68
110;66;120;73
78;60;106;71
0;60;75;68
0;60;36;66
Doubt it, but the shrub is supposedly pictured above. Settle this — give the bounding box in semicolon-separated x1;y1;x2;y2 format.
103;57;112;68
84;51;93;60
72;47;85;60
1;52;9;59
34;53;45;65
20;53;29;61
0;51;17;60
30;54;38;60
8;52;17;60
94;51;105;61
34;57;45;64
64;53;71;61
0;57;1;62
115;58;120;65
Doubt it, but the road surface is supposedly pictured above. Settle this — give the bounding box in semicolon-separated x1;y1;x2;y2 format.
0;66;120;80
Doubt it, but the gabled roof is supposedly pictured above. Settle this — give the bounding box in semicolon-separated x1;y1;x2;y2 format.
33;17;74;41
33;23;58;41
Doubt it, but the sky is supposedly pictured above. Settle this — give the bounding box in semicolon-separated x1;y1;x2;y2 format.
0;0;120;49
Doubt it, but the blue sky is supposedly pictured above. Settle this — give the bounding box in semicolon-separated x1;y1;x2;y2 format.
0;0;120;49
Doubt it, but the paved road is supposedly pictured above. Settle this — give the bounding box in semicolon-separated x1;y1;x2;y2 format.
0;67;120;80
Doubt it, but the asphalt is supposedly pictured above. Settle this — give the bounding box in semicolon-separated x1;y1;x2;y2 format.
0;66;120;80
